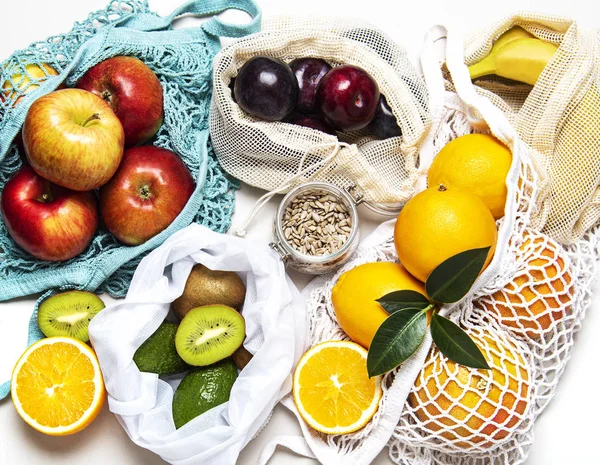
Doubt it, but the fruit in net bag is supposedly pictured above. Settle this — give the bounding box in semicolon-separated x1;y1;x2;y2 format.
478;229;574;338
1;166;98;262
77;56;164;147
409;328;530;449
23;88;125;192
394;185;498;282
316;65;379;131
368;95;402;139
290;57;332;114
2;62;60;105
293;340;382;435
99;145;194;246
37;291;105;342
234;56;298;121
427;133;512;219
11;337;106;436
468;27;558;86
332;262;425;348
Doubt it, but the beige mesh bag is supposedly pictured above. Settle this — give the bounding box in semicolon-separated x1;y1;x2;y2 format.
454;13;600;246
258;26;600;465
210;16;429;230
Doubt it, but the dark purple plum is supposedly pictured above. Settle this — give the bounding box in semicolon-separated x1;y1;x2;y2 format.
286;113;336;135
369;95;402;139
315;65;379;131
234;57;298;121
290;58;332;114
229;77;237;103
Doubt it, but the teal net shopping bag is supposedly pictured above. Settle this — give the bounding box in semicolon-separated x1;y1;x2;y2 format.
0;0;261;399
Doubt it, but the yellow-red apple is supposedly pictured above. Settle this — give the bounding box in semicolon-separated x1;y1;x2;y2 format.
76;56;163;147
23;88;125;191
99;146;194;246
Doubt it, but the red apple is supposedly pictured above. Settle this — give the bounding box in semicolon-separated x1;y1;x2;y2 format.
23;88;125;192
76;56;164;147
99;146;194;246
0;166;98;262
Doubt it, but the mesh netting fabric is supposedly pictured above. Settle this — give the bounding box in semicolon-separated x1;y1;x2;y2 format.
290;73;599;463
454;13;600;246
210;16;430;206
0;0;241;300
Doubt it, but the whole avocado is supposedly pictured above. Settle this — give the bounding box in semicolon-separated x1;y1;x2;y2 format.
134;322;189;376
172;358;238;429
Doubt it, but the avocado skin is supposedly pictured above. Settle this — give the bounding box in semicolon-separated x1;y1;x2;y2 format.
172;358;238;429
134;322;189;376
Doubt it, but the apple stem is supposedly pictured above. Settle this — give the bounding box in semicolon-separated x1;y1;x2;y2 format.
438;184;448;192
83;113;101;127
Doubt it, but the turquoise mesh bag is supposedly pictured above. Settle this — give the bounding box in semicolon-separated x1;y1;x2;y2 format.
0;0;260;399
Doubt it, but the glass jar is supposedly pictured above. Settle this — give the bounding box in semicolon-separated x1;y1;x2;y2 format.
270;182;360;274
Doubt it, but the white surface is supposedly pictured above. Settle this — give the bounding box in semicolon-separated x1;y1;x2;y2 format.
0;0;598;464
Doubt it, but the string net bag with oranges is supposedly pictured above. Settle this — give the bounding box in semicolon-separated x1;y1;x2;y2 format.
258;24;600;465
388;27;600;465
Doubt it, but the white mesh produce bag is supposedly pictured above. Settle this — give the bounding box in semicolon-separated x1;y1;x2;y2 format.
88;224;307;465
210;16;429;210
453;13;600;246
260;25;600;465
389;27;600;465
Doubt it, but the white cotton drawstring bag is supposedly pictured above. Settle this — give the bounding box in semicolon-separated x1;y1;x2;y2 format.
454;13;600;246
209;16;430;226
88;223;308;465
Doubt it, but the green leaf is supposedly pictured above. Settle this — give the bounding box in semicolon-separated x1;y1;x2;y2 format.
430;313;490;369
426;247;491;304
367;308;427;377
377;290;431;313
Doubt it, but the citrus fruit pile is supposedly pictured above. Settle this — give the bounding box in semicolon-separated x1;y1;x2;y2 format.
293;132;574;447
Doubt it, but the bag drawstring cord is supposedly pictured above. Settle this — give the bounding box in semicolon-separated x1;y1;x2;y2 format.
234;140;351;237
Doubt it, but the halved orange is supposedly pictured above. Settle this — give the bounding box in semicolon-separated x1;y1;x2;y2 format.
11;337;106;436
293;340;382;435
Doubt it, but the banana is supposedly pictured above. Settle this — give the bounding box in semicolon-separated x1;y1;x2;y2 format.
468;27;558;86
469;27;535;80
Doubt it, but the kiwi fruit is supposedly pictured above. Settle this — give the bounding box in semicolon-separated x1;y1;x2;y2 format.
232;345;253;371
37;290;105;342
171;264;246;320
175;305;245;366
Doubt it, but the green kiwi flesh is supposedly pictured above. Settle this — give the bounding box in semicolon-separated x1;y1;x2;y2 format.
175;305;245;366
37;291;105;342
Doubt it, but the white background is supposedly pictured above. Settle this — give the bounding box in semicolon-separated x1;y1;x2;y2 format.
1;0;599;464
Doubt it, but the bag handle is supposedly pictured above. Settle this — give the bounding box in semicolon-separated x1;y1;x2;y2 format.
120;0;261;38
443;26;518;147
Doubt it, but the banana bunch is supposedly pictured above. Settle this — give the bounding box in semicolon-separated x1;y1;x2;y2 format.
468;27;559;86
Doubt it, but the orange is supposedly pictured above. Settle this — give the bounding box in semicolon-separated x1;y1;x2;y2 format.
11;337;106;436
428;133;512;219
479;229;574;338
293;340;382;434
2;63;60;105
394;184;498;283
331;262;426;348
409;329;530;449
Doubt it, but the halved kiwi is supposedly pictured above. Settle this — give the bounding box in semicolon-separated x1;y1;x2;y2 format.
175;305;245;366
37;290;105;342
